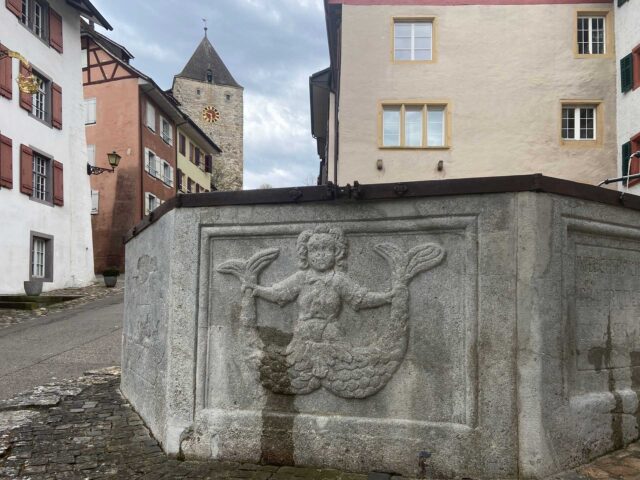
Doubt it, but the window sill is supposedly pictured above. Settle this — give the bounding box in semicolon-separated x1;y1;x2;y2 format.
29;196;54;207
560;139;601;148
392;59;436;64
574;53;613;59
379;145;450;150
28;113;53;129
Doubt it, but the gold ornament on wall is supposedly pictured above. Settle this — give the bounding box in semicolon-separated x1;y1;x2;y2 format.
202;106;220;123
0;49;40;94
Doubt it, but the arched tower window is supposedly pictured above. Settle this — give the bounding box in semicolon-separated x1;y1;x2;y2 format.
206;69;213;83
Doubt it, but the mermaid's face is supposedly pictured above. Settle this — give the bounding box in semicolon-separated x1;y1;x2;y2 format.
307;234;336;272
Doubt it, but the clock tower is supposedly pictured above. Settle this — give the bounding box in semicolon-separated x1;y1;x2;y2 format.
172;33;243;190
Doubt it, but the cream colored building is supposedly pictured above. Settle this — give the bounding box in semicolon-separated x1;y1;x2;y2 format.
176;118;221;194
615;0;640;191
311;0;618;186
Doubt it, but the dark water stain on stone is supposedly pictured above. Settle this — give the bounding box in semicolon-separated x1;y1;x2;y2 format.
257;326;297;466
630;351;640;438
588;313;623;449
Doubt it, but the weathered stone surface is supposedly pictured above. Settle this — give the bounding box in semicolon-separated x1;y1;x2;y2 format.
123;191;640;479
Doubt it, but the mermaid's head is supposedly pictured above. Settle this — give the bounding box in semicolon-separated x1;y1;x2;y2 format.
296;225;348;272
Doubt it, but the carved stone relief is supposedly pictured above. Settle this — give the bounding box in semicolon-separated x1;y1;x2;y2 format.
216;225;445;399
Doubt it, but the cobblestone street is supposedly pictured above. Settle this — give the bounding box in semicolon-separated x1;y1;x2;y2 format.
0;368;639;479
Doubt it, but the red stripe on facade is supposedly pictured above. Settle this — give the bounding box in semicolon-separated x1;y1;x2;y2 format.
328;0;611;5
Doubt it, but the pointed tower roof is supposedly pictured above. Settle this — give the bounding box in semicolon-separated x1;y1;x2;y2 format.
177;36;241;88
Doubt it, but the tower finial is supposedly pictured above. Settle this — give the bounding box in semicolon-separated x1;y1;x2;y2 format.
202;18;208;37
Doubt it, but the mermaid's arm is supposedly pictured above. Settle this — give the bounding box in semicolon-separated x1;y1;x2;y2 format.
336;274;393;311
248;271;303;307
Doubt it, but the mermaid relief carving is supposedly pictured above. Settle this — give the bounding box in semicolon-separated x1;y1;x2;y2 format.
216;226;445;399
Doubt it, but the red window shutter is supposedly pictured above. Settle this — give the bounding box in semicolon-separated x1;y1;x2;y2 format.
5;0;22;18
0;135;12;188
49;8;63;53
20;144;33;195
52;83;62;129
19;63;32;112
0;44;12;100
53;160;63;206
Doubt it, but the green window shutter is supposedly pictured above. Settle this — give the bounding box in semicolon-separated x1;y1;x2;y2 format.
622;141;632;183
618;0;628;6
621;54;634;93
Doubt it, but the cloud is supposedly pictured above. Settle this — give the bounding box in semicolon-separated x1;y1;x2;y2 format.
91;0;328;188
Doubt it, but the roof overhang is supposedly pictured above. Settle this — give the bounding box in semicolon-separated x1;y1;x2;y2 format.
66;0;112;30
139;79;222;155
310;68;331;147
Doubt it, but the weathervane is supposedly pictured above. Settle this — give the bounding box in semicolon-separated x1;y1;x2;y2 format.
202;18;208;37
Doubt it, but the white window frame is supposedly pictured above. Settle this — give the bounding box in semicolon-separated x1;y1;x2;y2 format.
87;144;95;166
146;101;156;131
561;105;597;141
577;15;606;55
145;148;158;177
84;98;96;125
81;48;88;69
31;71;49;123
32;152;50;202
381;103;447;148
90;189;99;215
32;237;46;278
162;160;173;187
160;116;173;145
144;192;160;216
393;20;433;61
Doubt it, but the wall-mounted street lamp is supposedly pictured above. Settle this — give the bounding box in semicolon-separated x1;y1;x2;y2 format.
0;48;40;94
87;151;121;175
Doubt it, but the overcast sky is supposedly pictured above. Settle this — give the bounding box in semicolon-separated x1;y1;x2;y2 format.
91;0;329;189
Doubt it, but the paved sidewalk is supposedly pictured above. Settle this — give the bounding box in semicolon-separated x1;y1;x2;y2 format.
1;368;640;479
0;281;124;330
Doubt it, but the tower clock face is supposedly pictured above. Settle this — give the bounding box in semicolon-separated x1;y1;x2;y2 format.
202;106;220;123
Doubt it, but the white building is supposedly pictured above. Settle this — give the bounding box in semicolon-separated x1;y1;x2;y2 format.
0;0;111;293
616;0;640;190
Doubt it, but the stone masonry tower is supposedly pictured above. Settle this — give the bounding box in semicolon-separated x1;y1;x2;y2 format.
173;34;243;190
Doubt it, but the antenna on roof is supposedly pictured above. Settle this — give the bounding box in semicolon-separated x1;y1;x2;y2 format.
202;18;208;38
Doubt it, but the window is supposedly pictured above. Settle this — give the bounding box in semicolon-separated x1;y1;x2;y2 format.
30;232;53;281
381;103;447;148
32;152;50;202
144;192;160;216
162;160;173;186
179;133;186;155
31;70;50;122
561;105;596;140
621;53;634;93
195;147;201;166
394;20;433;61
177;169;184;192
20;0;48;41
90;189;99;214
84;98;96;125
146;101;155;131
145;148;158;177
187;177;193;193
81;48;88;69
161;117;172;145
576;13;608;55
87;144;95;166
206;69;213;83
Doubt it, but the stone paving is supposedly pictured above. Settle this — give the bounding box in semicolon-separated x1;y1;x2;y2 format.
1;367;640;479
0;280;124;330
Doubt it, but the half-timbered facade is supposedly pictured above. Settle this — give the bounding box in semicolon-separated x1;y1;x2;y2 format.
81;26;214;272
0;0;111;293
